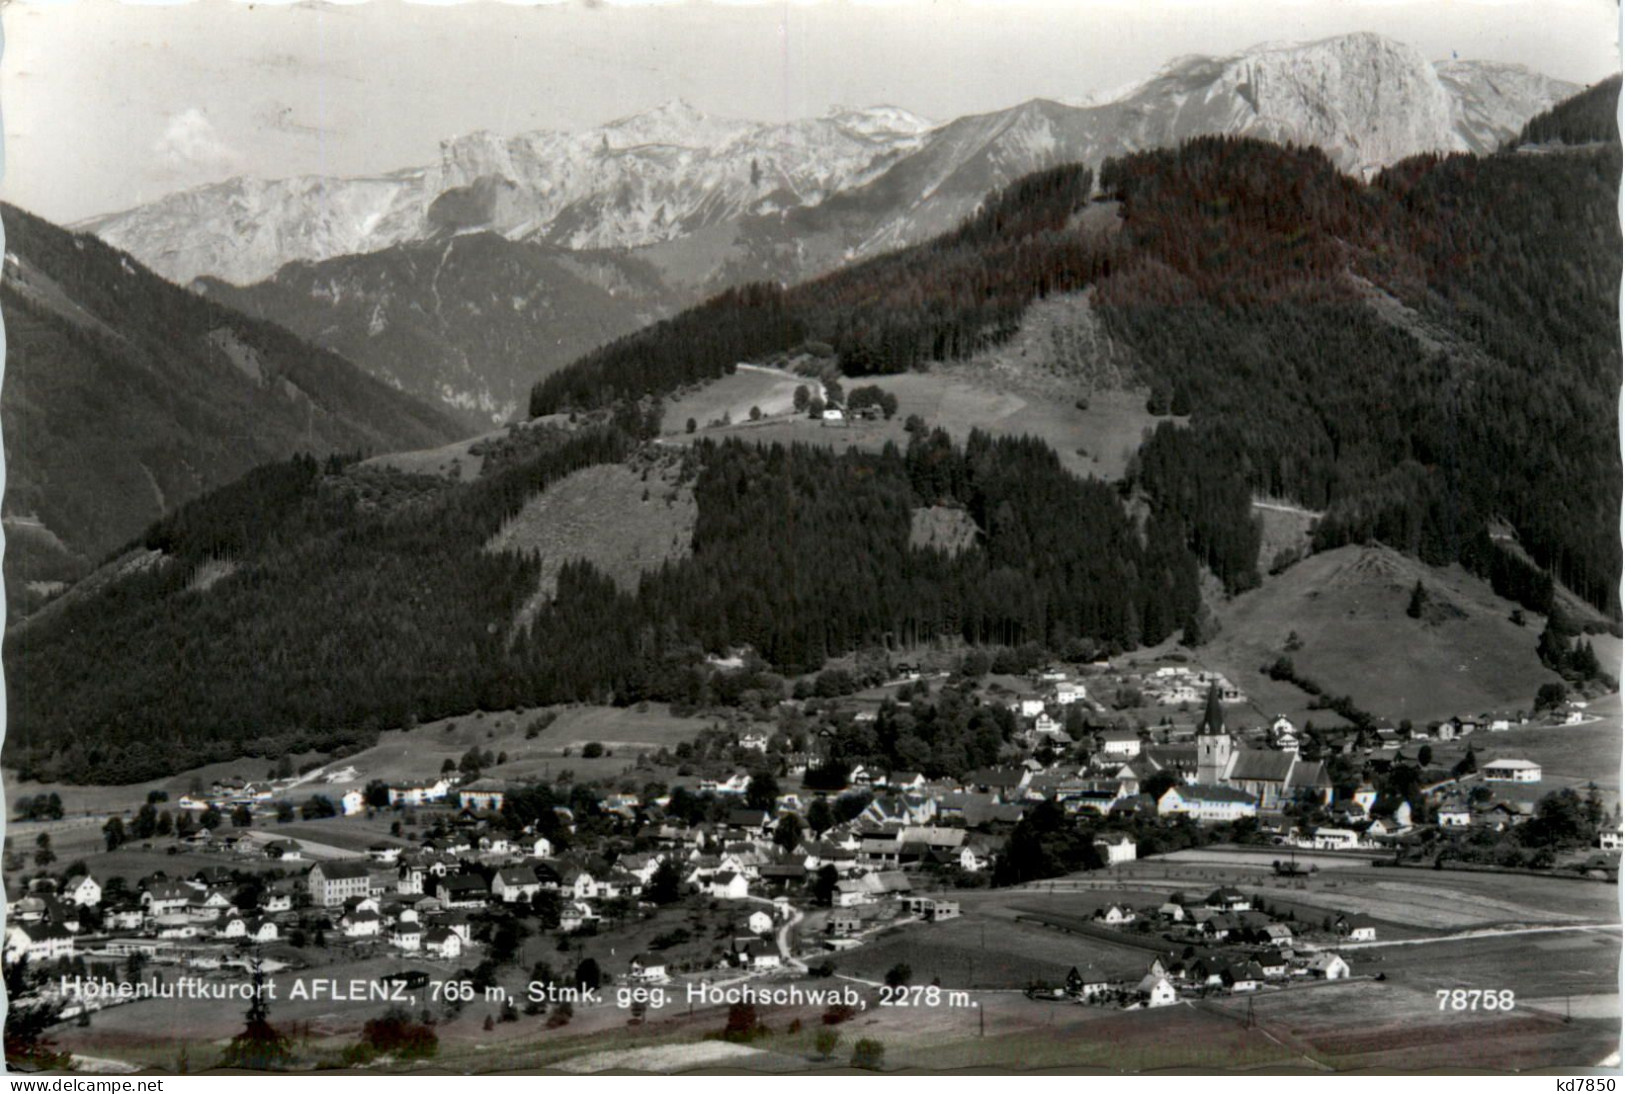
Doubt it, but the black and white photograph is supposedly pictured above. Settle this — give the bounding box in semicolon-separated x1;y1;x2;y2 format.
0;0;1620;1075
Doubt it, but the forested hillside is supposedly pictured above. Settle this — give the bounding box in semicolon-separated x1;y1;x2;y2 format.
1511;74;1621;147
8;425;1200;782
0;204;463;614
198;234;678;429
9;98;1620;782
534;123;1623;618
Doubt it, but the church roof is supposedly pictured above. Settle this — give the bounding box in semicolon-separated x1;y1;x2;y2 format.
1227;750;1297;782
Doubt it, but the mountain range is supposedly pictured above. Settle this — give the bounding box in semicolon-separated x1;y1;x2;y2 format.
82;34;1576;290
68;33;1583;429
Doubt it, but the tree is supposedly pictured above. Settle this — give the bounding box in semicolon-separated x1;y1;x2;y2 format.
1417;744;1433;767
647;858;684;905
357;1007;438;1060
1406;580;1428;619
793;385;811;412
724;1002;761;1041
33;834;55;868
773;812;803;852
216;960;292;1070
4;960;69;1070
102;816;127;853
750;405;763;422
574;957;601;992
884;963;912;988
746;773;780;812
813;864;839;907
232;805;254;828
1534;682;1569;713
814;1027;841;1060
581;742;605;759
301;795;337;820
131;803;158;840
364;780;391;809
850;1038;886;1070
807;797;835;837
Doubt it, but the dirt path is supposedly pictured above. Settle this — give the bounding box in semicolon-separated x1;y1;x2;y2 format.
1340;922;1620;950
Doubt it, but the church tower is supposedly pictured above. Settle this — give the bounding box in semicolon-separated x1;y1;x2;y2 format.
1195;680;1232;785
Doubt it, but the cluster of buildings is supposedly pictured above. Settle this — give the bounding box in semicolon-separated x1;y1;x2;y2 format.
1065;887;1362;1006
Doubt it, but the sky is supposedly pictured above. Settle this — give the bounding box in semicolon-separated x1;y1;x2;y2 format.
3;0;1620;224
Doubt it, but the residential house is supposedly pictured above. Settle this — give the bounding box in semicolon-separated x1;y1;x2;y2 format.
308;860;372;907
64;875;101;907
1482;758;1542;784
629;953;669;981
1307;952;1351;980
388;779;451;807
492;867;542;904
423;927;463;960
1100;730;1143;759
459;778;510;811
829;909;864;937
5;924;75;965
1138;973;1178;1007
707;871;750;900
1094;833;1137;866
341;789;366;816
436;874;491;909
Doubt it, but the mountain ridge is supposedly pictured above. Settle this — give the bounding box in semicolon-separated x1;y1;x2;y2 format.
78;34;1577;287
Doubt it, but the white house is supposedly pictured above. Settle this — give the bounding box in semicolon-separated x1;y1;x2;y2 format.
1599;828;1624;852
64;875;102;907
1310;827;1362;851
423;927;462;960
1438;802;1472;828
629;953;668;982
341;789;366;816
391;923;423;952
1100;730;1143;759
1138;974;1178;1007
1094;833;1138;866
1482;758;1542;784
492;867;541;904
1157;784;1258;823
4;924;75;965
1307;953;1351;980
389;780;451;807
707;871;750;901
747;910;775;935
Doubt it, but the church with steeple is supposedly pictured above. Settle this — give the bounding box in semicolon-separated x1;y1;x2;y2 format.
1191;682;1332;810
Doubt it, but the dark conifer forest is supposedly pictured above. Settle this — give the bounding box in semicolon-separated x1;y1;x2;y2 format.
8;101;1620;782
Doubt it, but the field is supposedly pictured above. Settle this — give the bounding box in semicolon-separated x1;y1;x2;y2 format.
485;456;697;629
663;365;816;432
1200;543;1569;727
666;366;1166;484
323;703;717;789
